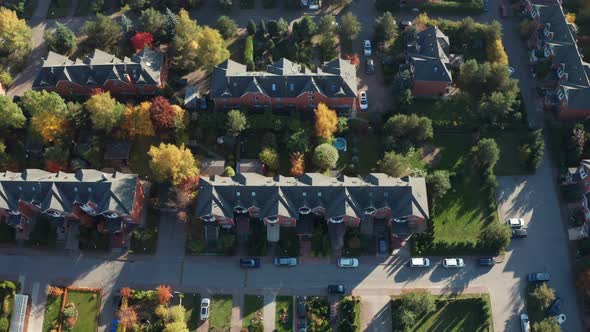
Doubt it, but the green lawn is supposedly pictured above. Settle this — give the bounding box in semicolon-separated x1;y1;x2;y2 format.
210;295;233;331
431;133;498;247
183;293;201;332
129;208;159;254
275;296;293;332
242;295;264;329
65;290;100;332
403;294;493;332
42;294;63;332
490;131;530;176
47;0;71;18
411;99;470;128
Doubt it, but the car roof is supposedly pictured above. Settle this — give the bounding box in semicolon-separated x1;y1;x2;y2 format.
411;258;425;263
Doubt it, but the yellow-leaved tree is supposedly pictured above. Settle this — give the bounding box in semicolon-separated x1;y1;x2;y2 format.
195;27;230;71
123;101;155;139
172;10;202;71
31;112;68;143
148;143;199;185
314;103;338;140
85;91;124;132
487;39;508;65
0;8;32;66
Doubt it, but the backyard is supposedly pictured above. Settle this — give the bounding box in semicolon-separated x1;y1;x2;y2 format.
394;294;493;332
210;295;233;331
42;291;63;332
275;296;293;332
43;287;100;332
182;293;201;331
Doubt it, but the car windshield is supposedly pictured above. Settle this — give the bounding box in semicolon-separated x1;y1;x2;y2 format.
201;308;207;315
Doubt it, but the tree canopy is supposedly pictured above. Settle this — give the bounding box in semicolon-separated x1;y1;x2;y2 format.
123;102;155;139
195;27;230;70
148;143;199;186
226;110;248;135
340;12;361;41
45;22;77;55
472;138;500;171
313;143;339;172
0;8;31;67
84;91;124;132
314;103;338;140
378;152;410;177
0;96;25;129
83;14;122;53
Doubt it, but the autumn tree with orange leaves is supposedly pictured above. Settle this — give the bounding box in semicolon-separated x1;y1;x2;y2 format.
123;101;155;139
314;103;338;140
117;305;138;329
156;285;172;304
120;287;133;299
290;152;305;177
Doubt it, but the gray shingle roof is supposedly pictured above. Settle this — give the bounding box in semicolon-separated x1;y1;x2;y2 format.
33;48;164;89
195;173;429;221
210;58;357;99
0;169;139;216
407;26;452;83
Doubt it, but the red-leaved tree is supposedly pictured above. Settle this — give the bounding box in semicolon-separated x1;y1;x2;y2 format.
130;32;154;50
120;287;133;299
156;285;172;304
149;96;176;132
345;53;360;67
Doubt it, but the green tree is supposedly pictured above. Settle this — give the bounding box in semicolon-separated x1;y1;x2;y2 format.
84;91;124;132
318;15;337;35
120;14;134;33
340;12;361;41
247;19;257;35
313;143;339;172
45;22;76;55
478;222;511;252
259;147;279;172
478;90;517;125
383;114;433;143
519;129;544;171
164;8;179;41
226;109;248;136
217;16;237;39
171;10;201;72
268;18;289;39
319;35;338;62
196;27;230;70
374;11;398;51
0;95;25;129
0;8;32;66
83;14;122;53
528;283;556;314
140;8;167;41
532;319;560;332
21;90;67;116
125;0;149;10
244;36;254;69
378;151;409;177
472;138;500;171
426;170;451;201
292;16;317;42
399;290;435;314
287;128;310;153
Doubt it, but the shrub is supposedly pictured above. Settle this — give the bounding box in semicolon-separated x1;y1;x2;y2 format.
120;287;133;299
168;305;186;322
217;16;237;39
156;285;172;304
0;71;13;87
259;147;280;172
313;143;339;172
155;304;169;320
130;31;154;50
0;317;8;332
245;36;254;70
48;286;64;297
224;166;235;177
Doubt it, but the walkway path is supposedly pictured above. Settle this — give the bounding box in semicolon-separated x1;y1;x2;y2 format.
360;295;391;332
231;293;243;332
263;294;276;332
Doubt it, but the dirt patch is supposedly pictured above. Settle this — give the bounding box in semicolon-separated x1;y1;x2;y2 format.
421;144;442;167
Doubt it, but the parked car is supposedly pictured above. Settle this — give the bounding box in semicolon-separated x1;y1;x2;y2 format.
555;313;567;325
337;258;359;268
274;257;297;266
110;319;119;332
547;298;562;316
200;298;211;320
478;257;496;266
409;257;430;267
527;272;550;283
328;284;345;294
377;237;388;254
442;258;465;268
520;313;531;332
359;91;368;110
365;58;375;75
298;319;308;332
363;40;372;56
239;258;261;268
512;228;528;238
296;296;307;318
506;218;525;228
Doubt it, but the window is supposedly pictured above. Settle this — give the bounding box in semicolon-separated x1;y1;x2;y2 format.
544;46;551;57
558;91;565;100
289;83;295;92
308;96;314;101
254;95;259;101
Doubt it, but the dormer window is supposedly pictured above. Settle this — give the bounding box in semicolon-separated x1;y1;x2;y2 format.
299;206;311;215
47;210;61;218
106;213;118;219
329;217;344;223
581;168;588;179
266;216;278;224
544;46;551;57
544;26;550;36
80;203;97;216
234;206;248;214
557;66;564;76
202;215;216;222
364;207;376;216
558;90;565;101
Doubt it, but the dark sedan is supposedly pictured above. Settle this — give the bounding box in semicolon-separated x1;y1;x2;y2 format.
365;58;375;75
239;258;261;268
327;285;345;294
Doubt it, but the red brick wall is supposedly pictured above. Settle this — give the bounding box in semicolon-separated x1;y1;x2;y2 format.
213;94;356;112
557;107;590;121
41;79;159;96
412;81;450;97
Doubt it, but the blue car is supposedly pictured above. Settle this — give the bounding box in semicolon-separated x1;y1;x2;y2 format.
239;258;261;268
